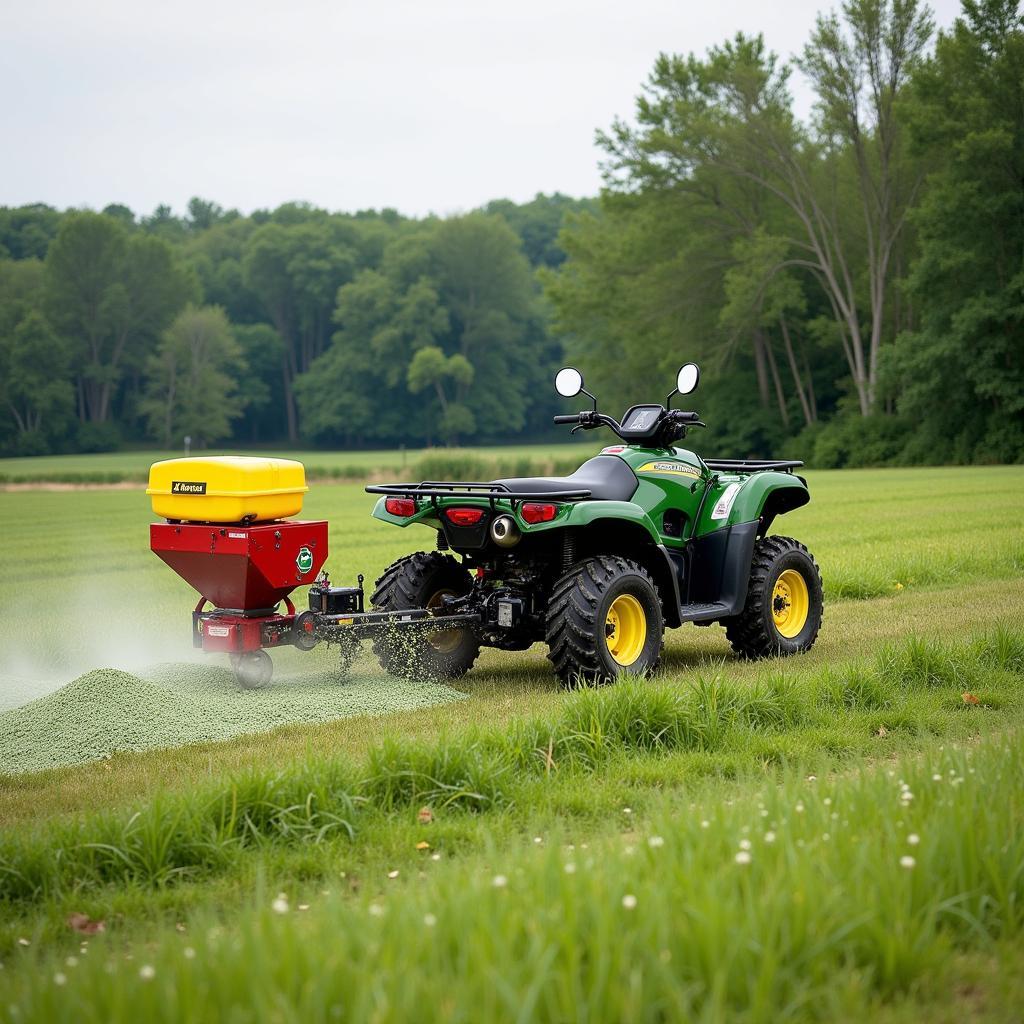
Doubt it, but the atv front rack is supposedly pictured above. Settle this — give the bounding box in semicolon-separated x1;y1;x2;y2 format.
703;459;804;473
366;481;592;507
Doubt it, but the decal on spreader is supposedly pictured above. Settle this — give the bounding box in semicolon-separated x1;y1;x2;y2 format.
296;546;314;574
171;480;206;494
637;461;701;479
711;483;741;520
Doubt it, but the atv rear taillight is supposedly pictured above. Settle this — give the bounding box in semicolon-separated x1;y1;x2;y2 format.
385;497;417;517
520;502;559;524
445;507;485;526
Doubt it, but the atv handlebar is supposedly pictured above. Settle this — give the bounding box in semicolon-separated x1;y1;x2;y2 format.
553;406;705;444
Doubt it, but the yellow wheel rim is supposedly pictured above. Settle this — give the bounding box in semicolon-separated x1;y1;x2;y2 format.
771;569;809;639
605;594;647;666
426;589;462;653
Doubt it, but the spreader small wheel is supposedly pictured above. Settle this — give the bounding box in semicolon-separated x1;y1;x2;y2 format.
230;650;274;689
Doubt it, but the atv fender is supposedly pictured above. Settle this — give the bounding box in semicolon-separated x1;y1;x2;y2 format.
695;471;809;534
557;500;662;544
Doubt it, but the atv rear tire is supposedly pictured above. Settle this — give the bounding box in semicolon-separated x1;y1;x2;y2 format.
546;556;664;687
724;536;822;659
370;552;480;681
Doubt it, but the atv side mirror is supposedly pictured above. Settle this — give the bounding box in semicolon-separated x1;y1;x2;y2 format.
676;363;700;396
554;366;584;398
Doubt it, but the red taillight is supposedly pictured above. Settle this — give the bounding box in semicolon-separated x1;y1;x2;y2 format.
385;497;417;517
445;507;485;527
520;502;559;524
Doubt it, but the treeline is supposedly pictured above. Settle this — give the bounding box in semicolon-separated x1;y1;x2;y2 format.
0;194;593;455
1;0;1022;466
548;0;1024;466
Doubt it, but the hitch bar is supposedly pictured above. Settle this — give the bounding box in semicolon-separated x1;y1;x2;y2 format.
314;607;482;640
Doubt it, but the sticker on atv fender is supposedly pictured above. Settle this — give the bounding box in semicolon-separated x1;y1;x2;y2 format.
637;461;701;479
711;483;741;520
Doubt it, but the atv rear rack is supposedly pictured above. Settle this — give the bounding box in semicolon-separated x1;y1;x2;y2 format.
703;459;804;473
366;481;592;507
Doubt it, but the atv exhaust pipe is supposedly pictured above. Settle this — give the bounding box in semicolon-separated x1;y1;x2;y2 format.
490;515;521;548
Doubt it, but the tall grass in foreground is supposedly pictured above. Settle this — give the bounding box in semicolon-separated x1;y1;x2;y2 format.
0;627;1020;908
3;735;1022;1023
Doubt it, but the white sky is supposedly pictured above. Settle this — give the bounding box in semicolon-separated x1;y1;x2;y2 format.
2;0;965;218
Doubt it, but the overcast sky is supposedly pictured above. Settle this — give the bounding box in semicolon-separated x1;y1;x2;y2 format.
2;0;965;218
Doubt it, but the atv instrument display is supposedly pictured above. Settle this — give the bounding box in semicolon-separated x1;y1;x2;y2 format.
150;363;823;687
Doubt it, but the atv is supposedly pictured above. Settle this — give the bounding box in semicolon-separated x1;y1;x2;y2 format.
356;362;823;685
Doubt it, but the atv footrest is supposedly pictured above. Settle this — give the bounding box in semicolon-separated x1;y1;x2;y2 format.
678;602;731;623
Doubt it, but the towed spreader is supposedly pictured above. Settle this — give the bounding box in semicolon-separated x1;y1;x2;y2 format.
147;456;480;687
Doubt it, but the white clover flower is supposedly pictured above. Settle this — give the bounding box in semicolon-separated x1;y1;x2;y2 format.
54;973;67;986
700;820;710;829
648;836;665;848
423;913;437;928
907;834;920;845
823;798;831;806
271;896;289;914
795;802;805;814
564;862;576;874
900;855;916;869
368;904;384;917
183;948;196;960
739;839;752;851
622;894;638;910
65;957;78;968
932;773;943;781
431;853;441;861
492;875;508;888
764;831;776;844
735;851;752;865
623;807;632;815
533;837;543;844
139;965;156;980
387;870;400;879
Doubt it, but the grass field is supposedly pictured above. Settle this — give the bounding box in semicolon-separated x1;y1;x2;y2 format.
0;465;1022;1021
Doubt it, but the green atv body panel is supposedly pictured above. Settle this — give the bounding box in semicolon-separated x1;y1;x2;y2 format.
369;443;809;627
371;445;808;543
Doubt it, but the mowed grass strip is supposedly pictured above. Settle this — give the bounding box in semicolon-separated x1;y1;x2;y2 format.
2;731;1022;1022
0;441;599;484
2;576;1021;824
1;627;1019;909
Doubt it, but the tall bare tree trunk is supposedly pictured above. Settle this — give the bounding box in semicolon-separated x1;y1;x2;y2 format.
779;316;814;427
764;333;790;427
752;329;771;408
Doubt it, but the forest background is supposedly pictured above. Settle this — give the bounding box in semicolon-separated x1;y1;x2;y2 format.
1;0;1020;468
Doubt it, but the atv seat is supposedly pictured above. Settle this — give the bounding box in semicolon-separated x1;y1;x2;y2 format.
493;455;638;503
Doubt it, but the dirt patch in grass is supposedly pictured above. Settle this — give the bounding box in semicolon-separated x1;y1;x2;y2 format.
0;663;465;775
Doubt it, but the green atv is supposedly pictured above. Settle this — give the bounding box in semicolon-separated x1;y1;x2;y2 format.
358;363;823;685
